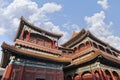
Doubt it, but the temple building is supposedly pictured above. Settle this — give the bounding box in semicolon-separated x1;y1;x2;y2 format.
1;16;120;80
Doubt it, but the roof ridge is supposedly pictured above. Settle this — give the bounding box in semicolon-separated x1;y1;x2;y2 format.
87;30;120;53
21;16;63;37
14;16;63;41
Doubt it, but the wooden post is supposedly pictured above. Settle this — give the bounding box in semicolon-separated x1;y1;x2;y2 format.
1;64;13;80
91;42;94;47
96;43;99;49
52;40;54;49
19;66;25;80
55;40;58;49
90;68;96;80
97;68;104;80
25;30;31;41
109;70;116;80
88;40;92;47
84;42;86;49
101;68;107;80
51;41;53;48
1;67;8;80
61;71;64;80
54;70;57;80
20;28;25;40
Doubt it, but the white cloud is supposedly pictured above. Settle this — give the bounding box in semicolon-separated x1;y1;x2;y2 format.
0;0;39;36
41;2;62;13
43;21;62;33
63;23;80;32
85;11;120;50
0;27;6;35
0;0;8;8
29;2;62;26
97;0;109;10
85;11;111;37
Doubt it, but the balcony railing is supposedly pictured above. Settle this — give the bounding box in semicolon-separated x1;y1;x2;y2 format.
72;46;120;61
15;39;62;55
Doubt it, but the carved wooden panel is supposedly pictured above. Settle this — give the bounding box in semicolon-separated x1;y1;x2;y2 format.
28;33;53;49
36;38;44;46
29;36;36;43
45;41;51;48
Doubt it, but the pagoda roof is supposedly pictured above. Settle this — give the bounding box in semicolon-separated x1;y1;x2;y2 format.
61;29;120;53
14;16;63;41
65;50;120;68
1;42;71;68
61;29;86;47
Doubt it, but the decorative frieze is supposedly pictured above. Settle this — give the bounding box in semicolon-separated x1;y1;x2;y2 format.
10;58;63;70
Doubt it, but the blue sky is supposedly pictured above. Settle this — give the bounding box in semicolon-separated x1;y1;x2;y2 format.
0;0;120;59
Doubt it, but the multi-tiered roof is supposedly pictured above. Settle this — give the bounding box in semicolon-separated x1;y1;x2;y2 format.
1;17;70;68
1;17;120;70
61;29;120;69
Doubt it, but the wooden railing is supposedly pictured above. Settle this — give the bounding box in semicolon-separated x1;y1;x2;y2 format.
72;47;97;59
72;46;120;60
15;39;62;55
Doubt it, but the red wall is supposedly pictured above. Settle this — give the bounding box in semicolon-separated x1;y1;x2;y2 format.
2;64;64;80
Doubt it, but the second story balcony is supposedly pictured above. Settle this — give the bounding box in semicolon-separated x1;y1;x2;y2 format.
15;39;62;56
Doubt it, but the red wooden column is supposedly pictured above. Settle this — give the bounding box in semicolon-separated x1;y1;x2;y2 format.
101;68;107;80
77;46;79;52
91;41;93;47
55;40;58;49
97;44;99;49
90;68;96;80
25;30;31;41
61;71;64;80
52;40;55;49
109;70;116;80
20;28;25;40
1;66;8;80
84;42;86;49
97;68;104;80
1;64;13;80
54;70;56;80
88;40;92;47
19;66;25;80
51;40;53;48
